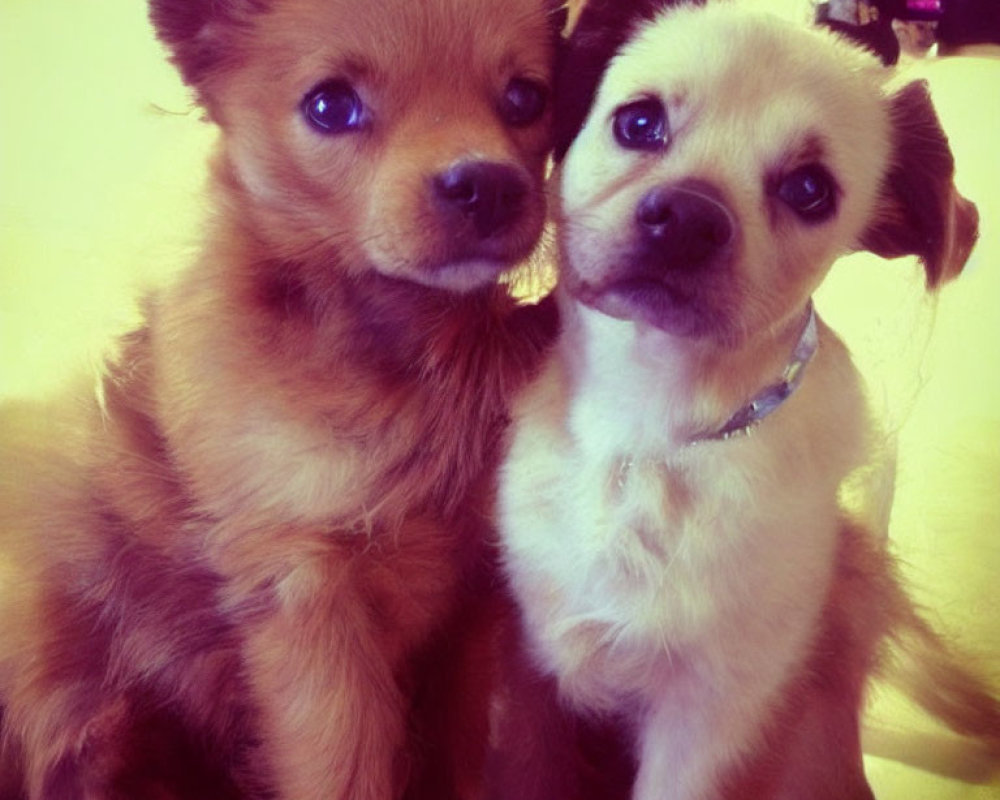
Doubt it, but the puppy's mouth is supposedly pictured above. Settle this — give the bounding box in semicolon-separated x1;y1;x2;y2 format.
409;221;542;291
367;158;545;293
571;271;722;338
419;255;516;293
371;237;539;294
424;159;541;289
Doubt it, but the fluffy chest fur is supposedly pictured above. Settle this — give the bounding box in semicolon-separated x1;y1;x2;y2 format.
500;302;867;714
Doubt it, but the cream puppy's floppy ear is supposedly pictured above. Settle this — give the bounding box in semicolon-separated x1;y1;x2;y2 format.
860;80;979;287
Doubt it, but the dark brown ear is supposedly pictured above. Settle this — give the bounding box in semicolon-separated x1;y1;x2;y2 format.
860;80;979;288
548;1;570;39
148;0;268;88
553;0;702;161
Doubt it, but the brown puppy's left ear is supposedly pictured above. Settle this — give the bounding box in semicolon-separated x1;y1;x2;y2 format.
148;0;266;89
860;80;979;288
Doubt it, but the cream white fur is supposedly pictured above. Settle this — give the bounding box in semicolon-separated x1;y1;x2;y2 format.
499;5;903;798
503;305;868;798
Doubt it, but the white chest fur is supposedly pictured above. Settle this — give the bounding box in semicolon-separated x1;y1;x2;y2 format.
498;308;867;798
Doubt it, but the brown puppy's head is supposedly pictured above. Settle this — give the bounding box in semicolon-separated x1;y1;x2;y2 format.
555;2;978;346
149;0;565;294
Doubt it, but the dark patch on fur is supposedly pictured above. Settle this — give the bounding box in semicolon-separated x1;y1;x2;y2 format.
30;491;257;796
485;607;637;800
39;587;116;712
338;273;559;516
255;261;317;322
554;0;703;161
38;694;250;800
100;326;206;524
342;271;558;396
112;699;251;800
339;273;458;383
860;80;979;287
0;707;27;800
41;755;84;800
401;546;503;800
90;517;234;684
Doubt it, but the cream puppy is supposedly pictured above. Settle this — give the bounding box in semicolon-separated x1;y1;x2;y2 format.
492;3;995;799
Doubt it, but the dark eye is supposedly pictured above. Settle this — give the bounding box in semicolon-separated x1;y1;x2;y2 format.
778;165;837;222
500;78;548;127
302;80;366;134
613;98;667;150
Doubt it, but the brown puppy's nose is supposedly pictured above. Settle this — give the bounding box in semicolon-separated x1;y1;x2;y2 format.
433;161;528;239
636;185;734;269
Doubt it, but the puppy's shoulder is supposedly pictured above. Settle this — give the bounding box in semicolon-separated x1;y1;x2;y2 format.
791;319;871;477
811;321;866;420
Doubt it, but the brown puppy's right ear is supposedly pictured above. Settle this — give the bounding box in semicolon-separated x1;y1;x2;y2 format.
548;1;571;39
860;80;979;288
148;0;266;89
554;0;692;161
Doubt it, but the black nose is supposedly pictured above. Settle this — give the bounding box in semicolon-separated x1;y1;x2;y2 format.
433;161;528;238
636;185;734;268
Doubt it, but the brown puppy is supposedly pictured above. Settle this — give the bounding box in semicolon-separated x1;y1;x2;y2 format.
0;0;562;797
491;2;997;799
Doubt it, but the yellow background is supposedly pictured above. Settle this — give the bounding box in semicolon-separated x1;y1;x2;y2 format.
1;1;997;796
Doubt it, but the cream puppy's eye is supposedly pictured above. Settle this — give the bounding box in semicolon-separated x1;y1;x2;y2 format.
302;80;367;134
500;78;548;127
613;98;667;150
778;164;837;222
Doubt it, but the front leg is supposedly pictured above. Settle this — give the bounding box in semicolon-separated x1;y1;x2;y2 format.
633;658;794;800
223;518;466;800
239;553;407;800
633;644;875;800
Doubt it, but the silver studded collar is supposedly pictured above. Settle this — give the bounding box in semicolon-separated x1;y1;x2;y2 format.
688;301;818;445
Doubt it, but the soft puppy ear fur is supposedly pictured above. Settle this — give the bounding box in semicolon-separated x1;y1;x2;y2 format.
148;0;268;90
860;80;979;288
549;1;571;39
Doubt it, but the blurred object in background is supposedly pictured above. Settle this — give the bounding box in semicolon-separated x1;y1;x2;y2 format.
894;0;943;57
893;17;939;58
936;0;1000;53
816;0;1000;61
816;0;903;63
899;0;946;21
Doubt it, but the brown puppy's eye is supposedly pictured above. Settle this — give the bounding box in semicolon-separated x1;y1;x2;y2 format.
778;165;837;223
500;78;548;127
302;80;366;134
613;99;667;151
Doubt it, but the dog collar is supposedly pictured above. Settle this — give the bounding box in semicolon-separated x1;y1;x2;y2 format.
689;302;818;445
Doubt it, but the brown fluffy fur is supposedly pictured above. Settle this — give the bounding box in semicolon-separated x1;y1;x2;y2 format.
0;1;564;797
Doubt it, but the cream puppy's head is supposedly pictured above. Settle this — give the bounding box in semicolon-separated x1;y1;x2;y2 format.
555;1;978;346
